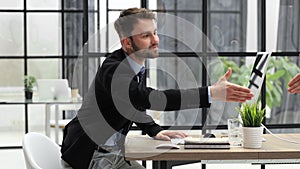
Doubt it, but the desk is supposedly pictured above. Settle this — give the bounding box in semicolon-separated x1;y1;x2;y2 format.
125;134;300;168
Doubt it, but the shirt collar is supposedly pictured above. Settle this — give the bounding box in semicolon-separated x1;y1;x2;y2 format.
125;52;145;75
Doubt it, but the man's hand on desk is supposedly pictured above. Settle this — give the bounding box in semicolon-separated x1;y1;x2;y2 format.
210;68;254;102
154;130;188;141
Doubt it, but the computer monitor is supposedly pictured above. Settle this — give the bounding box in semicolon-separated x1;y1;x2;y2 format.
36;79;71;102
247;52;272;103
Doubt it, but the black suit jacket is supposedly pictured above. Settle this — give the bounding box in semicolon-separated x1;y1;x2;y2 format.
61;49;211;169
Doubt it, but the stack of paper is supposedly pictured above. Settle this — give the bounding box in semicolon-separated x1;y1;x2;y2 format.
184;137;230;149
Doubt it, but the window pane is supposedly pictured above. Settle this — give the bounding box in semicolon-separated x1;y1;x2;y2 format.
266;0;300;52
149;0;157;10
87;1;100;54
108;11;120;24
87;12;100;53
27;13;62;56
99;0;107;30
266;0;280;52
0;59;24;101
0;88;24;101
0;13;24;56
0;105;24;146
63;0;83;10
0;59;23;87
0;0;23;9
156;0;202;11
158;12;203;52
209;13;244;52
177;0;202;11
107;12;122;52
108;0;140;9
247;0;258;52
27;0;60;10
209;0;257;52
155;2;203;53
177;13;202;52
210;0;244;11
28;105;45;133
64;13;83;56
28;59;61;79
87;10;119;53
157;12;176;52
156;0;174;10
266;56;300;125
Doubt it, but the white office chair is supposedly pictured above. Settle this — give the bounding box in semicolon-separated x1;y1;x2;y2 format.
22;132;71;169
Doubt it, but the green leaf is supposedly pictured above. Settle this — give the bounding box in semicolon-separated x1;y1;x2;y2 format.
267;70;285;81
24;75;36;92
238;102;265;127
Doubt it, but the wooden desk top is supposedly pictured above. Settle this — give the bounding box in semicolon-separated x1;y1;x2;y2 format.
125;134;300;161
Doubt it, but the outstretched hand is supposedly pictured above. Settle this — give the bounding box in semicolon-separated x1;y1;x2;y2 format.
154;130;188;141
288;73;300;94
210;68;254;102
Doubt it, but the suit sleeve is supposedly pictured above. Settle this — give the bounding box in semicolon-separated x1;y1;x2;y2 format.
128;79;211;111
135;121;164;137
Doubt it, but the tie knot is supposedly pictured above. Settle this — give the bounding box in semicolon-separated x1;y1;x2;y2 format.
139;66;145;75
138;67;145;83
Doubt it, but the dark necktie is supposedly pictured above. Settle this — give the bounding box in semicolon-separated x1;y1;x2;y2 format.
122;67;145;136
137;66;145;85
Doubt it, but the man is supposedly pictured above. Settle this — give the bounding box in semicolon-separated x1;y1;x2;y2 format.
288;73;300;94
61;8;253;169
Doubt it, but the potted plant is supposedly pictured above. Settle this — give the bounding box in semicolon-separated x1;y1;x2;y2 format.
24;75;36;100
238;101;265;149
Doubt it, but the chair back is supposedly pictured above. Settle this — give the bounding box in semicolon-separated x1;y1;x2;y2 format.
22;132;64;169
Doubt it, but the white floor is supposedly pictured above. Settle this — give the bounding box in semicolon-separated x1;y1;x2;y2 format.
0;149;25;169
1;130;300;169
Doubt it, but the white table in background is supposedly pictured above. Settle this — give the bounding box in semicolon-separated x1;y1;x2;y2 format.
44;101;81;144
0;98;81;144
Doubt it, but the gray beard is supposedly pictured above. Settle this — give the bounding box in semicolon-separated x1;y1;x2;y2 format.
131;41;158;58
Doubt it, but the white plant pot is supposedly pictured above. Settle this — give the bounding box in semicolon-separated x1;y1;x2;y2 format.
242;126;263;149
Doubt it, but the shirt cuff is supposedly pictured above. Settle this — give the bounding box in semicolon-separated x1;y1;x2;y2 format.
208;86;212;103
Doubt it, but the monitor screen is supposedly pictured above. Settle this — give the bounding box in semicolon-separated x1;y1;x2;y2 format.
247;52;272;103
36;79;71;102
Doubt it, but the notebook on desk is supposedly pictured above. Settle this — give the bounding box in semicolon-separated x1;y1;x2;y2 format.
36;79;71;102
184;137;230;149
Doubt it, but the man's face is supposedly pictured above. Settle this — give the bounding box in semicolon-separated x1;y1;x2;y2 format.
129;19;159;58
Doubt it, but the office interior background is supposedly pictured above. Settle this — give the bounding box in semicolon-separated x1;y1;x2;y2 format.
0;0;300;168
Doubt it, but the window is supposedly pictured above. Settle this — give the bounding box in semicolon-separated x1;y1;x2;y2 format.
0;0;84;147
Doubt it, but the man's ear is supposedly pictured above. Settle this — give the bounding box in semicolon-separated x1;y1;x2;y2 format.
121;37;132;50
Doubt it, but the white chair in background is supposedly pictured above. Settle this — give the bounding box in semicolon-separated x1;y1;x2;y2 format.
22;132;70;169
